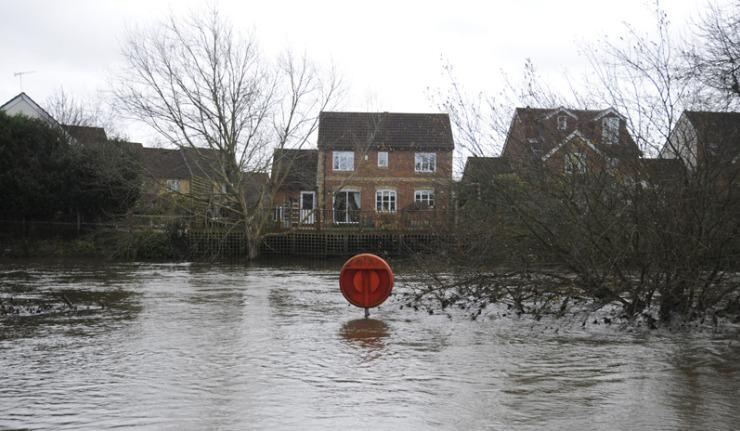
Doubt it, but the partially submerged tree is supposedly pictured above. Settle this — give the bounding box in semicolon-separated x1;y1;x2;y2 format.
413;2;740;326
114;8;340;259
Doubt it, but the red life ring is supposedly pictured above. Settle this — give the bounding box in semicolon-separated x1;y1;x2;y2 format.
339;253;394;309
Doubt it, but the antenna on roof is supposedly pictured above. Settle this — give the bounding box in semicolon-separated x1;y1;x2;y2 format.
13;71;36;91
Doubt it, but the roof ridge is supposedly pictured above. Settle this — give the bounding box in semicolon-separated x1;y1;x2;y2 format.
320;111;449;116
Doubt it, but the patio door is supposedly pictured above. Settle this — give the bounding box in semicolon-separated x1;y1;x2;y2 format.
333;190;360;224
299;191;315;224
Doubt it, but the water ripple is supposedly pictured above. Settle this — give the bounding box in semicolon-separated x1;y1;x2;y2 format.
1;260;739;430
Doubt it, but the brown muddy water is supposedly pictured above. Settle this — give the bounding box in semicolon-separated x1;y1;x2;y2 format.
1;260;739;430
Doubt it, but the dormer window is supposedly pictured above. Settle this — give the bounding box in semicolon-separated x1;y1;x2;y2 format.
557;115;568;131
602;117;620;145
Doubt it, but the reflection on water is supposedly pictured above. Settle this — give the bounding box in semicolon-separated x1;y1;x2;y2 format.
340;318;390;350
1;260;739;431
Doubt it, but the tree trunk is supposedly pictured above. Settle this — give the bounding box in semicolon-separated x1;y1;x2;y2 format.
245;224;261;260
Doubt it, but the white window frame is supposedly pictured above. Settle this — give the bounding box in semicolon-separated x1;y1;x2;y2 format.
333;189;361;224
333;151;354;171
602;117;620;145
557;115;568;131
377;151;389;168
166;179;180;192
564;151;587;174
415;152;436;173
375;189;397;213
414;189;435;208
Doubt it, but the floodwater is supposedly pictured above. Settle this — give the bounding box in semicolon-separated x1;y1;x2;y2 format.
1;260;739;430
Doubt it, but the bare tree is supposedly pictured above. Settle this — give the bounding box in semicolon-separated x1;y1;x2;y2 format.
114;8;340;259
46;87;121;137
430;58;576;177
411;2;740;326
688;1;740;109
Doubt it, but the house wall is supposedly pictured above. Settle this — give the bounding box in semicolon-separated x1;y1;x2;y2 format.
544;140;606;173
662;115;698;170
319;149;453;214
1;96;52;122
145;178;191;195
504;109;637;171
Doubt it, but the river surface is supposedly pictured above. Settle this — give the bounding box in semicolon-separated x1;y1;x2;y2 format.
1;260;739;430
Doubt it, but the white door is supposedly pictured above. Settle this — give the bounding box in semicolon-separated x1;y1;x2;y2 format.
300;191;315;224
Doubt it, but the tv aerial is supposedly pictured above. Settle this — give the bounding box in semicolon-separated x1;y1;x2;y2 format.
13;71;36;91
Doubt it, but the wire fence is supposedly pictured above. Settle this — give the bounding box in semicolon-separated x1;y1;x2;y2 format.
269;208;453;232
0;208;454;258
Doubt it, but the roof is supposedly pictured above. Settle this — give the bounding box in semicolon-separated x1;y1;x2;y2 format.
462;157;513;183
0;92;59;126
317;112;454;151
271;148;318;191
63;125;108;145
684;111;740;157
1;93;115;147
140;147;223;180
504;107;640;159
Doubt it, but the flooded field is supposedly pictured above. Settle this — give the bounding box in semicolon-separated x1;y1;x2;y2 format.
1;260;739;430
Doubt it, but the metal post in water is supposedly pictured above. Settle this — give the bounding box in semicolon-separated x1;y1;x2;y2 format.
364;307;369;319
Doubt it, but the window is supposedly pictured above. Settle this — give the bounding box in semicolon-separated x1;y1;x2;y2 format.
415;152;436;172
333;151;354;171
602;117;620;145
529;138;543;156
564;151;587;174
414;189;435;208
333;190;360;223
166;179;180;192
557;115;568;131
375;189;397;213
378;151;388;168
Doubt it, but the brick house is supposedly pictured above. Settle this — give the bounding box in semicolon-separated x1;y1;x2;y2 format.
461;106;645;204
460;107;693;203
316;112;454;227
271;111;455;229
500;106;641;175
270;148;319;225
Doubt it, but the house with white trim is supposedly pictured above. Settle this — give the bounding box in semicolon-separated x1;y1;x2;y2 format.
271;111;455;229
499;106;641;175
460;106;646;204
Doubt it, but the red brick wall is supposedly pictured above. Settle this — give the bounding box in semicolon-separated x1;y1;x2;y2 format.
544;141;605;173
320;149;453;213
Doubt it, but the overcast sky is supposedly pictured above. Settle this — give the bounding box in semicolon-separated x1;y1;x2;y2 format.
0;0;721;144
